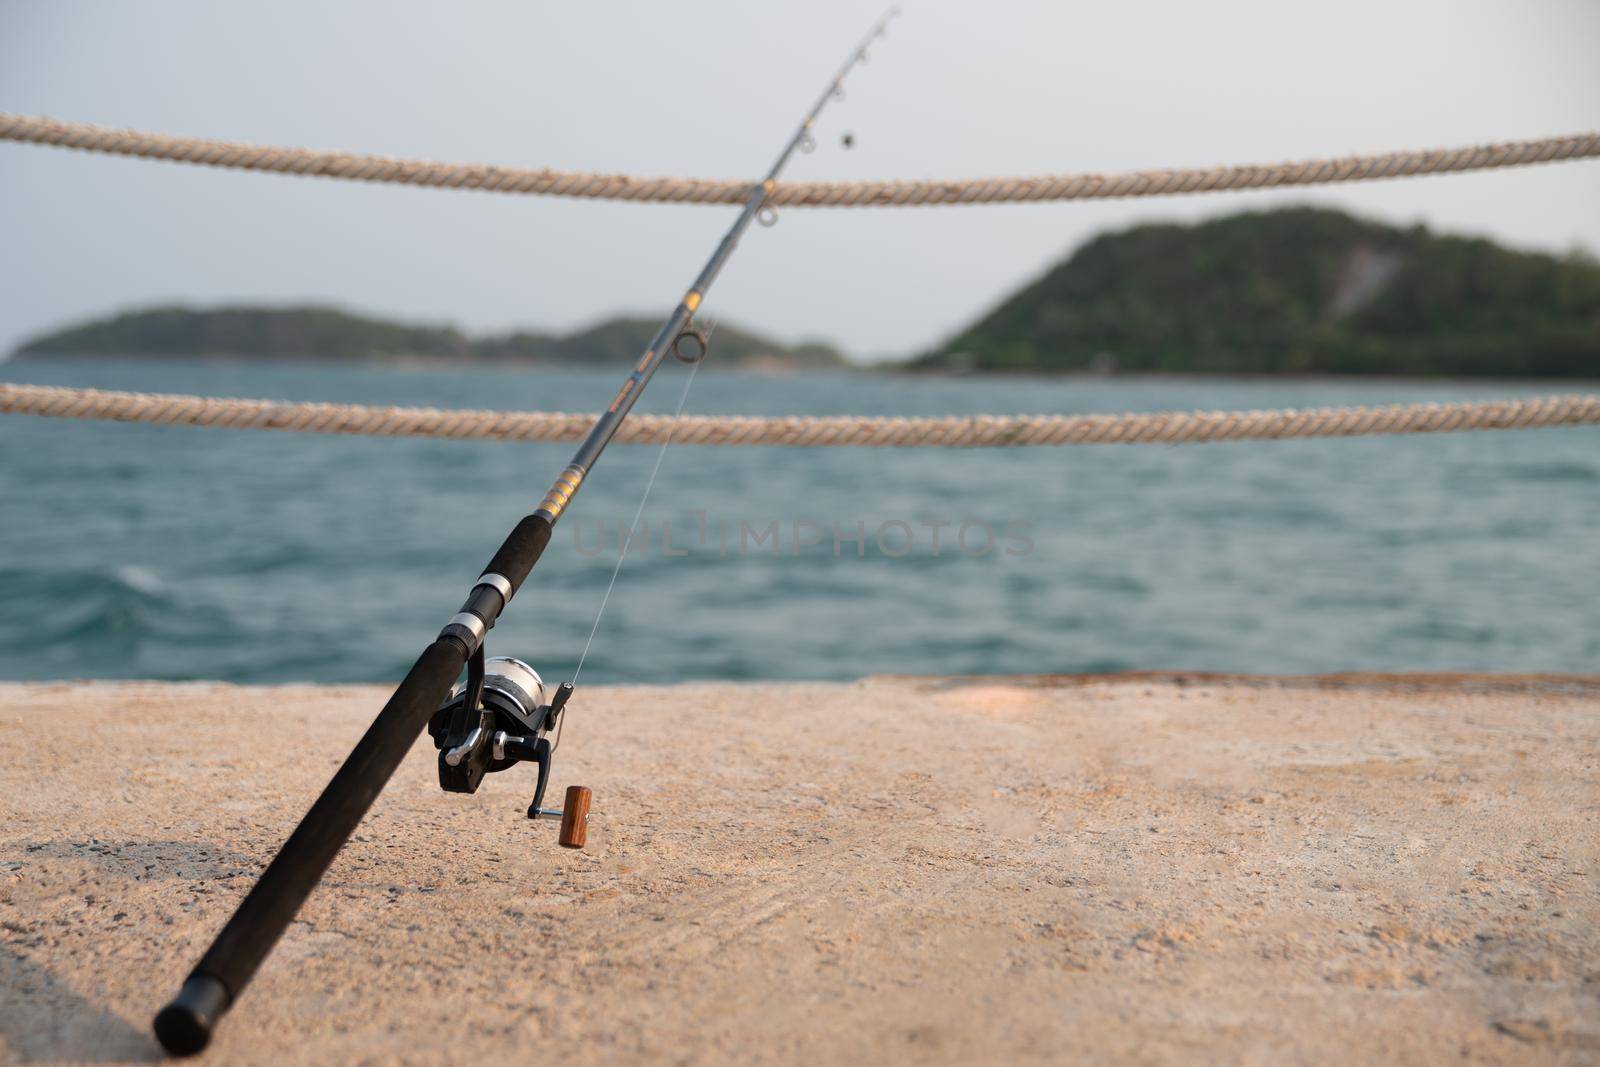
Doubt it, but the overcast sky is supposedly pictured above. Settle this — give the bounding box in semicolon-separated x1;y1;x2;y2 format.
2;0;1596;361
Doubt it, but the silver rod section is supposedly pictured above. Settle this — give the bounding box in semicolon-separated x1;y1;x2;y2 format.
531;8;897;525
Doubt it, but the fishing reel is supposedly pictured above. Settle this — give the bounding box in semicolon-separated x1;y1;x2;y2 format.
427;650;591;847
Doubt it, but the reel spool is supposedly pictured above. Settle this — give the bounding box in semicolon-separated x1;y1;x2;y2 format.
428;655;590;847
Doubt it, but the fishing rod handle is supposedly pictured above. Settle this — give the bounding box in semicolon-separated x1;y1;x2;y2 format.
155;514;558;1055
482;514;553;598
154;638;466;1055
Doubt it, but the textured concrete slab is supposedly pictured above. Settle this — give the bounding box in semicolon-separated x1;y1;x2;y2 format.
1;675;1597;1065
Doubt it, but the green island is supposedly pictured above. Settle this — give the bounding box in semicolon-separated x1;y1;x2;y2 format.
916;206;1600;376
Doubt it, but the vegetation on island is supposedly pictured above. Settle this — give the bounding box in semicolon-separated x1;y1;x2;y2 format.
915;207;1600;377
12;306;846;370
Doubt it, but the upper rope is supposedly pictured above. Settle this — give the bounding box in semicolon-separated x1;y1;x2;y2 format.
3;112;1596;207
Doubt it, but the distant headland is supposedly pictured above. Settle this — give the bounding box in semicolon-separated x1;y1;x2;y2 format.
11;308;848;372
16;207;1599;377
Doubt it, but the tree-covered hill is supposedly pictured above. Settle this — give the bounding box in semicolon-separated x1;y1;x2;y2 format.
13;305;846;370
15;305;471;361
916;207;1600;377
473;317;844;369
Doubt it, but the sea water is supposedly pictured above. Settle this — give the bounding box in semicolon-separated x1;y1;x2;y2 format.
2;357;1596;683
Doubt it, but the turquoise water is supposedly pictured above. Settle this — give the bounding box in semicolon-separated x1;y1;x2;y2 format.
2;357;1597;684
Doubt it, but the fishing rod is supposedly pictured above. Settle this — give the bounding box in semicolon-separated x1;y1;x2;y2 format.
152;9;897;1057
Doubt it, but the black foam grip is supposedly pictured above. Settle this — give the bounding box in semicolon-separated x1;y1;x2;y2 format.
181;638;466;1006
482;514;553;595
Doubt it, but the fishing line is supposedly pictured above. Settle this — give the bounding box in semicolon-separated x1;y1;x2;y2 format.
566;316;716;696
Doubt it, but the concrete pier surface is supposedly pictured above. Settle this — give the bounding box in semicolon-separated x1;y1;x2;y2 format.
1;674;1596;1065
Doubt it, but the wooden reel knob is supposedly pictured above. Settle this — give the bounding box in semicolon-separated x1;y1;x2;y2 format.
559;785;591;848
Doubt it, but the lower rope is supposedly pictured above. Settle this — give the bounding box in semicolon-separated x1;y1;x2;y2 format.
2;382;1597;447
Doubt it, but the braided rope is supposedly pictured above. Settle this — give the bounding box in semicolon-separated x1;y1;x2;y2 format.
4;382;1596;447
4;112;1596;207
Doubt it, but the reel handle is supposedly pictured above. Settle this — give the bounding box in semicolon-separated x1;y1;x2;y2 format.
508;736;554;819
559;786;592;848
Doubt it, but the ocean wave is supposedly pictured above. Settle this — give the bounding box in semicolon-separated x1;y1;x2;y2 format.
0;563;244;667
